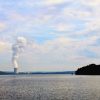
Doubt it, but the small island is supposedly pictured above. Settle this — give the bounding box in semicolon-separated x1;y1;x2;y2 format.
75;64;100;75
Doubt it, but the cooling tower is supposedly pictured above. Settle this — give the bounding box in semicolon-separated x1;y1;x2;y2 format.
14;68;18;74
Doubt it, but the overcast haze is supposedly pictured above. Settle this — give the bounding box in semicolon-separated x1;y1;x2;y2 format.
0;0;100;71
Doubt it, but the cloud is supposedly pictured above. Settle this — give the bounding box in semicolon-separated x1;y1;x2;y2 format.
41;0;67;6
80;0;100;7
25;36;100;70
21;0;71;7
7;0;69;9
50;23;75;32
0;0;100;71
0;41;11;52
0;22;6;32
62;7;92;20
8;13;27;21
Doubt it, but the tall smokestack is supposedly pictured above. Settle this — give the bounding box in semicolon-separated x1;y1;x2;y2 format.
12;37;27;74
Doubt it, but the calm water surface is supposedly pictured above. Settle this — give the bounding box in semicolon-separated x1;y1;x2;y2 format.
0;75;100;100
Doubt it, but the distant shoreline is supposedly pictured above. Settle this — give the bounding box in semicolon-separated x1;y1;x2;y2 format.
0;71;75;75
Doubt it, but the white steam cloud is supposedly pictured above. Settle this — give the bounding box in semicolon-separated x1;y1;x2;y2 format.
12;37;27;69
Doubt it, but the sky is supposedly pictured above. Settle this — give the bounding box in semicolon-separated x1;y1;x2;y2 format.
0;0;100;72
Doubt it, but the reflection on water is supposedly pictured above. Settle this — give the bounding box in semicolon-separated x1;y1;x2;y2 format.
0;75;100;100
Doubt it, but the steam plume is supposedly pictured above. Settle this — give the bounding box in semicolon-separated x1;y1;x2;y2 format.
12;37;27;72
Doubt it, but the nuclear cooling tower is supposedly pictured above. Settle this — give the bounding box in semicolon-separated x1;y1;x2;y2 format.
14;68;18;74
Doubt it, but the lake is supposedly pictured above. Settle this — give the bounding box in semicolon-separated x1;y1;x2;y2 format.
0;75;100;100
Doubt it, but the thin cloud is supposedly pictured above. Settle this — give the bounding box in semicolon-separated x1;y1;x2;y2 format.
0;0;100;71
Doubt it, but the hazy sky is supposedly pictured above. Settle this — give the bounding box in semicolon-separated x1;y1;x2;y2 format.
0;0;100;71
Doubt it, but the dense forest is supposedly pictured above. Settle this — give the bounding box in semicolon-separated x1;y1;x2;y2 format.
75;64;100;75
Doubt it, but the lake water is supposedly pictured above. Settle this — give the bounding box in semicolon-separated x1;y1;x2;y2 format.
0;75;100;100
